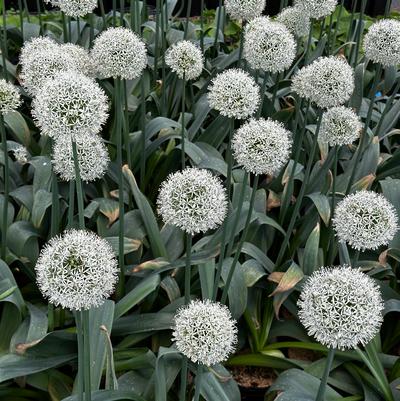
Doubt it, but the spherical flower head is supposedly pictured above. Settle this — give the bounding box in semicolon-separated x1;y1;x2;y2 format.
0;79;21;114
364;19;400;67
62;43;96;78
320;106;362;146
291;56;355;109
232;118;292;176
157;168;227;235
52;133;109;182
207;69;260;120
91;27;147;80
244;16;296;73
20;37;76;96
276;6;311;38
173;299;238;366
294;0;337;19
44;0;97;17
32;71;109;139
165;40;204;80
298;265;384;350
225;0;266;21
35;229;118;311
12;145;29;164
333;191;398;251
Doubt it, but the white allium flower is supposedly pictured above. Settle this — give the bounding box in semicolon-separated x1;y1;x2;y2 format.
0;79;21;114
232;118;292;176
165;40;204;80
207;69;260;120
20;37;77;96
32;71;109;139
291;56;355;109
294;0;337;19
62;43;95;78
225;0;266;21
91;27;147;80
333;191;398;251
35;229;118;311
244;16;296;73
298;265;384;350
364;19;400;67
12;145;29;164
157;168;227;235
173;299;238;366
276;6;311;38
52;133;109;182
44;0;97;17
319;106;362;146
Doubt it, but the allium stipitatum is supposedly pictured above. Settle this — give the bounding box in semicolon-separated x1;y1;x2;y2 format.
0;79;21;114
244;17;296;73
44;0;97;17
91;27;147;80
173;300;238;366
35;230;118;311
157;168;227;235
232;118;292;176
207;69;260;120
165;40;204;80
319;106;362;146
333;191;398;251
298;265;384;350
52;133;110;182
32;71;109;139
294;0;337;19
225;0;266;21
291;56;355;109
364;19;400;67
276;6;311;38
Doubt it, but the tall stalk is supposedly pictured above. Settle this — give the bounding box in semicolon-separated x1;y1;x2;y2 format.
200;0;205;53
183;0;192;40
180;73;186;170
213;0;223;49
316;347;335;401
71;141;85;229
350;0;367;66
1;2;8;81
0;114;9;260
36;0;43;34
160;0;167;116
140;78;146;190
154;0;160;83
331;0;345;55
18;0;24;38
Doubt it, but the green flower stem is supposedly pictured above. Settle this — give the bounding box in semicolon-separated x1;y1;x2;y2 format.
257;72;268;118
67;180;75;229
346;63;382;194
82;309;92;401
140;77;146;190
331;0;345;55
326;13;334;55
113;0;117;26
62;12;68;42
212;118;235;301
270;72;281;115
345;0;357;60
154;0;160;83
304;19;314;65
50;171;60;237
200;0;205;53
193;365;203;401
316;347;335;401
213;0;223;49
68;16;72;42
36;0;43;34
338;241;351;265
89;13;94;45
275;109;323;267
385;0;393;17
115;78;125;297
71;140;85;230
350;0;366;67
225;171;249;258
0;114;9;260
184;233;192;304
181;74;186;170
221;174;259;304
77;17;81;44
238;21;244;68
160;0;167;117
99;0;107;28
120;0;125;24
1;3;8;81
184;0;192;40
179;357;188;401
122;80;132;169
18;0;24;39
23;0;29;22
75;311;85;401
355;346;394;401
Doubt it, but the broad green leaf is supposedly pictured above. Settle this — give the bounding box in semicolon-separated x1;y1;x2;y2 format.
105;237;141;255
113;313;174;336
63;390;146;401
31;189;52;229
302;223;320;275
7;221;40;263
380;178;400;249
3;112;31;147
306;193;331;226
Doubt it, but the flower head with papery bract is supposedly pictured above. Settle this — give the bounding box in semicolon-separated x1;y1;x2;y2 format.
52;133;109;182
12;145;29;164
291;56;355;109
276;6;311;38
35;230;118;311
44;0;97;17
244;16;296;73
20;37;91;95
294;0;337;19
32;71;109;139
333;191;398;251
0;79;21;114
91;27;147;80
298;265;384;350
319;106;362;146
173;299;238;366
364;19;400;67
157;168;227;235
225;0;266;21
165;40;204;80
232;118;292;176
207;69;260;120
